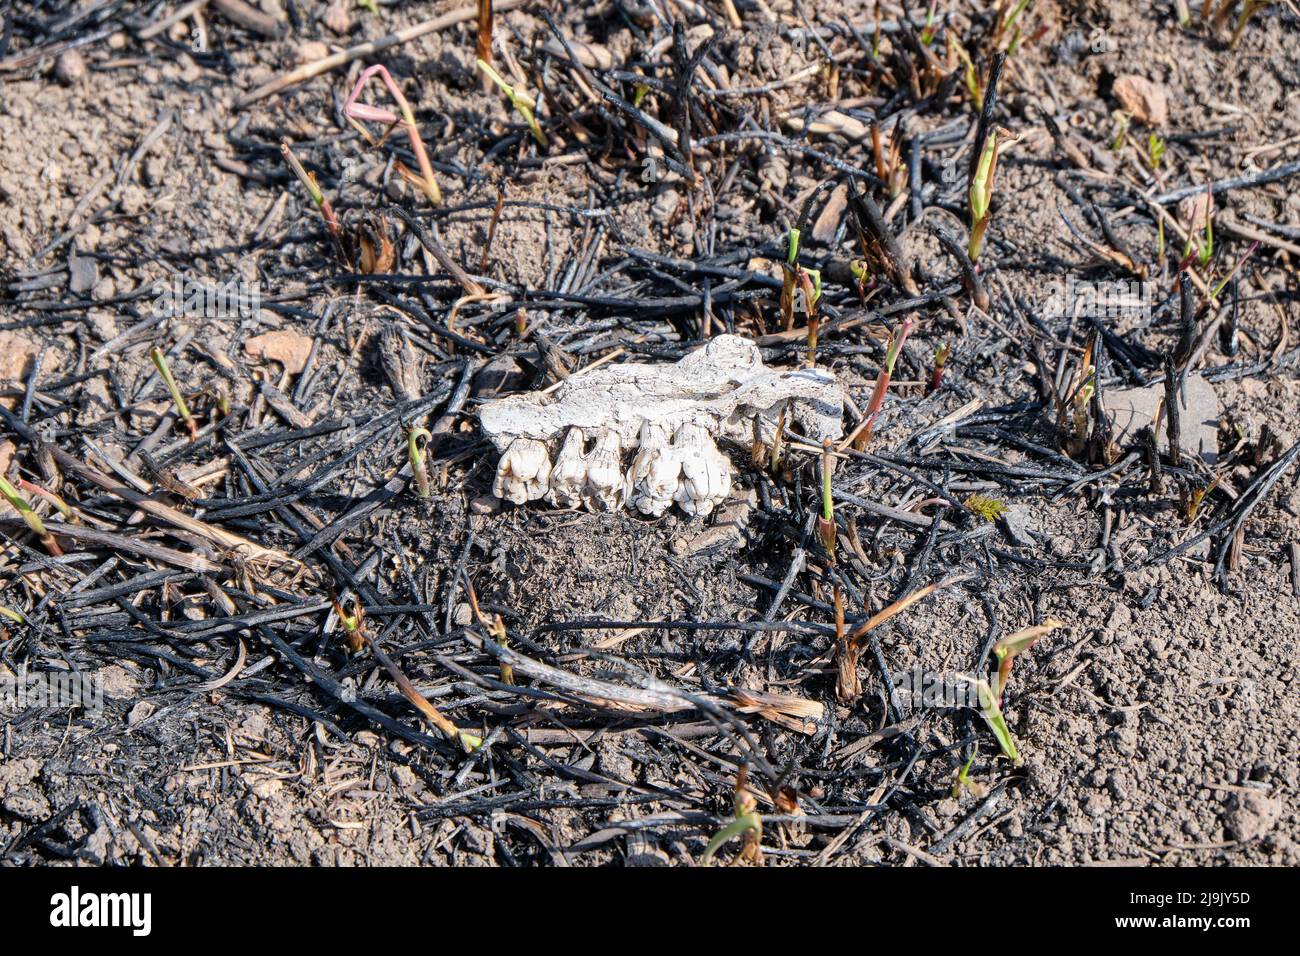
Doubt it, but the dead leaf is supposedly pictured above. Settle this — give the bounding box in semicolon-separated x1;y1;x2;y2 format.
244;329;313;376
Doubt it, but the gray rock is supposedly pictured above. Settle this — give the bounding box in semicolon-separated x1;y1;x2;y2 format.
1107;373;1219;464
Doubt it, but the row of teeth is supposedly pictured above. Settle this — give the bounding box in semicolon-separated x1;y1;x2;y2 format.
492;422;732;517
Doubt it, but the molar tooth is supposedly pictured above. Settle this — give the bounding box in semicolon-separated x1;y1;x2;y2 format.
493;438;551;505
583;427;627;512
547;427;588;508
673;423;731;517
627;422;681;517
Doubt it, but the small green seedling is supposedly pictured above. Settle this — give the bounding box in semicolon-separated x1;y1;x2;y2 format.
1146;132;1167;170
998;0;1035;54
1210;240;1259;301
780;226;802;331
975;677;1022;766
950;37;981;105
476;59;548;147
952;753;987;798
332;588;482;751
1182;186;1214;267
280;140;344;244
928;342;949;395
18;479;74;522
0;605;26;625
967;130;999;262
992;618;1062;703
920;1;939;44
150;346;197;441
818;440;836;558
847;314;913;449
408;426;432;498
330;590;367;654
701;766;763;866
0;475;62;556
345;64;443;204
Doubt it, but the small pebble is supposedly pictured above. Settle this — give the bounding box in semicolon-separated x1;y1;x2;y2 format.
55;49;86;85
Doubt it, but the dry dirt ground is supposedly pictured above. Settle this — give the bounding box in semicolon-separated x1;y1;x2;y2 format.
0;1;1297;866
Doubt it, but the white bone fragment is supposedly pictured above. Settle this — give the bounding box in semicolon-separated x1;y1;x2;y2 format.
492;438;551;505
479;335;843;515
627;422;681;517
547;427;588;508
673;423;731;516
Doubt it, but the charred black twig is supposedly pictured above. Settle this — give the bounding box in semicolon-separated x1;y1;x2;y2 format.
933;227;989;311
846;178;919;295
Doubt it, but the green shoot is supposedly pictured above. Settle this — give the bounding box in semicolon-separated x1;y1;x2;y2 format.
847;314;914;449
0;475;62;556
928;342;949;395
818;440;836;558
17;479;75;522
950;37;980;105
1175;0;1191;27
780;226;802;330
952;753;986;798
408;426;432;498
975;677;1022;766
992;618;1063;702
920;1;938;45
150;346;197;441
0;605;26;625
1110;111;1130;152
1210;240;1259;301
357;0;379;15
345;64;443;205
330;589;367;653
280;140;343;240
967;130;999;262
476;59;548;148
701;766;763;866
332;589;482;751
1146;132;1166;169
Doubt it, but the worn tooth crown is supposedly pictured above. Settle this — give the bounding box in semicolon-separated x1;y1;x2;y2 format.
492;437;551;504
673;423;730;516
480;334;843;516
628;422;680;516
583;428;627;512
547;427;588;508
